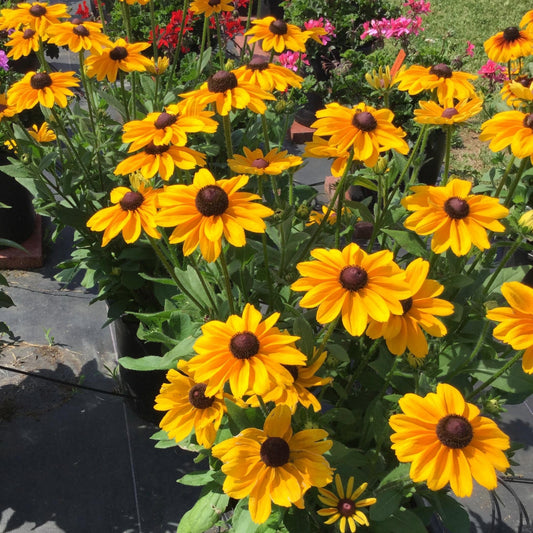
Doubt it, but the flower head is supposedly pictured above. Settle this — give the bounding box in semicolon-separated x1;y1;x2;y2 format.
244;16;307;53
390;383;510;497
228;146;302;175
3;2;69;37
4;27;40;60
291;243;411;337
277;50;308;72
212;404;333;524
232;58;303;92
304;18;335;45
413;96;483;125
486;281;533;374
28;122;56;142
0;93;17;121
402;178;509;256
317;474;377;533
303;135;351;177
156;169;274;262
501;77;533;108
477;59;507;84
47;20;112;54
365;65;403;91
190;0;234;17
484;25;533;63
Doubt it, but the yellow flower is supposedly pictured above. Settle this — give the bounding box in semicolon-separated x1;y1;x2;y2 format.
317;474;377;533
303;135;351;177
389;383;510;497
518;209;533;231
486;281;533;374
4;28;41;60
47;20;112;54
146;55;169;75
414;96;483;126
2;2;69;37
521;10;533;30
311;102;409;167
306;205;344;227
501;77;533;109
85;38;153;82
0;93;17;121
86;182;161;246
366;258;454;357
395;63;477;103
291;243;411;337
227;146;302;175
7;70;79;112
484;25;533;63
244;16;307;53
232;58;303;92
28;122;56;142
178;70;275;116
211;404;333;524
154;367;228;449
190;0;234;17
156;169;273;262
365;65;404;91
186;304;307;398
402;178;509;256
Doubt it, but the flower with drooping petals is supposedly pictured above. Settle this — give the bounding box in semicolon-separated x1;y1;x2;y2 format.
413;96;483;126
484;25;533;63
47;20;112;54
28;122;56;142
245;16;307;53
232;58;303;92
190;0;234;17
4;28;41;60
2;2;69;37
228;146;302;175
0;93;17;121
303;135;351;177
501;77;533;108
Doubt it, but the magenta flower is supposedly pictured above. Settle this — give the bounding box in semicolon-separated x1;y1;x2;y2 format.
304;17;336;45
478;60;507;84
403;0;431;15
466;41;475;57
277;51;309;72
0;51;9;72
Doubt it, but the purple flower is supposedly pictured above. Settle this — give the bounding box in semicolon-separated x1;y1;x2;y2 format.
0;50;9;72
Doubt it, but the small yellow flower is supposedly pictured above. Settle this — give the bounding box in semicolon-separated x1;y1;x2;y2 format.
28;122;56;143
519;210;533;231
146;55;169;75
365;65;404;91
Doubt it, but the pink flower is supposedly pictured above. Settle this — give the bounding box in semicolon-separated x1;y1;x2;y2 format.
478;60;507;83
304;17;336;45
466;41;475;57
361;16;423;40
277;51;309;72
403;0;431;15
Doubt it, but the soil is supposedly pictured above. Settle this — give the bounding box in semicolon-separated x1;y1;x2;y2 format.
451;128;491;177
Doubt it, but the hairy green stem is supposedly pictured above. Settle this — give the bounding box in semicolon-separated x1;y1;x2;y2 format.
219;248;236;315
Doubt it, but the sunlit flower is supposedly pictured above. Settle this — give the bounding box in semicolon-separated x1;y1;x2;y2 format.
366;258;454;357
7;70;79;112
245;16;307;53
480;109;533;162
186;304;307;398
212;404;333;523
303;135;351;177
85;38;153;82
291;243;410;337
178;70;275;116
395;63;477;103
4;28;41;60
232;58;303;92
28;122;56;142
228;146;302;175
486;281;533;374
317;474;376;533
154;366;229;448
47;20;112;54
402;178;508;256
156;169;273;262
365;65;403;91
0;93;17;121
501;77;533;108
114;143;206;180
311;102;409;167
86;182;161;246
484;25;533;63
413;96;483;125
190;0;234;17
146;55;169;75
519;209;533;231
306;205;345;226
520;10;533;30
3;2;69;36
389;383;510;497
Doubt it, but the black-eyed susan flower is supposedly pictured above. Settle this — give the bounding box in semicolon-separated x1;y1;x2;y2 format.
190;0;234;17
232;58;303;92
227;146;302;175
211;404;333;524
46;20;112;54
389;383;510;497
521;10;533;30
156;169;274;262
484;25;533;63
303;135;351;177
3;2;69;36
413;96;483;126
85;38;153;82
28;122;56;142
86;182;161;246
4;28;40;60
366;258;454;357
154;367;228;449
114;143;206;181
395;63;477;103
7;70;79;112
245;16;307;53
146;55;169;76
0;93;17;121
501;77;533;108
311;102;409;167
486;281;533;374
317;474;377;533
291;243;411;337
480;110;533;163
306;205;345;226
365;65;403;91
178;70;275;116
186;304;307;398
402;178;509;256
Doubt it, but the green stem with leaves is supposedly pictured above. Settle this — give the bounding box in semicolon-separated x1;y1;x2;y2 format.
503;157;528;208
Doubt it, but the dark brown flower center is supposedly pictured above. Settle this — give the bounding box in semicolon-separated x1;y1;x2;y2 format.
29;4;47;17
503;26;520;42
339;266;368;291
352;111;377;132
119;191;144;211
23;28;36;40
30;72;52;90
444;197;469;219
401;297;413;314
207;70;238;93
284;365;299;381
252;158;269;169
229;331;260;359
154;112;177;129
0;104;7;113
337;498;356;517
109;46;128;61
436;414;473;449
73;24;90;37
144;142;170;155
269;19;288;35
248;58;269;71
260;436;290;467
441;107;459;119
429;63;452;79
188;383;215;409
523;113;533;130
195;185;229;216
208;0;221;5
517;76;533;88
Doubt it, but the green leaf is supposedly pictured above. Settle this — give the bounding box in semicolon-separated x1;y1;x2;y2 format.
372;508;428;533
471;358;533;400
424;492;470;533
377;463;411;488
224;398;264;433
178;470;216;487
232;499;285;533
369;487;403;521
381;229;428;258
292;316;315;356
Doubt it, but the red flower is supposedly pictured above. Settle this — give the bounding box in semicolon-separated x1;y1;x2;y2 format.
76;0;90;19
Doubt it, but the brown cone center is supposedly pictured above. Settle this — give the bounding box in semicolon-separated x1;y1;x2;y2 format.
119;191;144;211
248;58;269;71
429;63;452;79
436;414;473;449
523;113;533;130
195;185;229;216
109;46;128;61
188;383;215;409
401;297;413;314
503;26;520;42
0;104;7;113
284;365;299;381
444;197;469;219
337;498;356;517
252;158;269;169
229;331;260;359
30;72;52;90
339;266;368;291
154;112;177;129
352;111;377;132
73;24;90;37
260;436;290;467
207;71;238;93
269;19;288;35
29;4;47;17
144;142;170;155
23;28;36;40
208;0;221;4
441;107;459;119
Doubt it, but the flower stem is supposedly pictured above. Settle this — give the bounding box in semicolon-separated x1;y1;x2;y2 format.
440;125;453;186
503;157;528;208
197;15;210;78
219;248;236;315
214;12;225;70
222;114;233;158
494;155;516;199
314;317;339;364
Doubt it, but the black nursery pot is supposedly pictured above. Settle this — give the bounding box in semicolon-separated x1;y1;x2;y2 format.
418;128;447;186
